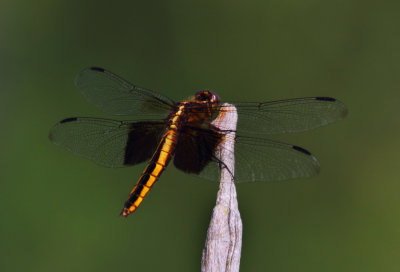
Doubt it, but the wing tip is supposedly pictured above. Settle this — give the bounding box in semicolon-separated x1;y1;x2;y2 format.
316;97;349;119
60;117;78;124
48;127;58;143
292;145;320;174
49;117;78;143
48;130;55;142
292;145;312;155
340;103;349;118
75;67;106;87
315;96;336;102
89;67;105;72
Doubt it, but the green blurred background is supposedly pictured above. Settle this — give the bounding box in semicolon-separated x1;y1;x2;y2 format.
1;1;399;271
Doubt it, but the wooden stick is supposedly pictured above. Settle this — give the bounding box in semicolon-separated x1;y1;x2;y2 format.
201;104;242;272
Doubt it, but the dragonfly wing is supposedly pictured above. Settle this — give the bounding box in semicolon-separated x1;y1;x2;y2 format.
229;135;320;183
75;67;175;117
173;127;319;183
49;117;165;167
222;97;347;135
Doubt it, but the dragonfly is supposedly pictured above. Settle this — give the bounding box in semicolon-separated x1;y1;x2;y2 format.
49;67;347;217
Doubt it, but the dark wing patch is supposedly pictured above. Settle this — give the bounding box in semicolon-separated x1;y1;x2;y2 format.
173;126;223;174
49;117;165;167
124;122;166;165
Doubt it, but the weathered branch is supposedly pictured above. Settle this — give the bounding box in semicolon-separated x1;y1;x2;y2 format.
201;104;242;272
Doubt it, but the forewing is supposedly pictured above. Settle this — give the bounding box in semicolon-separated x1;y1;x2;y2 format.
220;97;347;135
49;117;165;167
75;67;175;117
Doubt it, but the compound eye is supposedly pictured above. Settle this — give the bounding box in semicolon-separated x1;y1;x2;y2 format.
194;91;203;100
195;91;209;101
210;92;220;104
194;90;220;104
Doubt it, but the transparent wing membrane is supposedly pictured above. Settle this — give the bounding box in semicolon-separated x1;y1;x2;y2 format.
216;97;348;135
232;136;320;182
49;117;165;167
179;129;320;183
75;67;175;117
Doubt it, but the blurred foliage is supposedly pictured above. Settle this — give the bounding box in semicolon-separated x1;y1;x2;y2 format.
0;1;399;271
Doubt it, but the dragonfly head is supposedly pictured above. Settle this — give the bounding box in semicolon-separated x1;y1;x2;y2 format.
194;90;221;106
192;90;221;121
